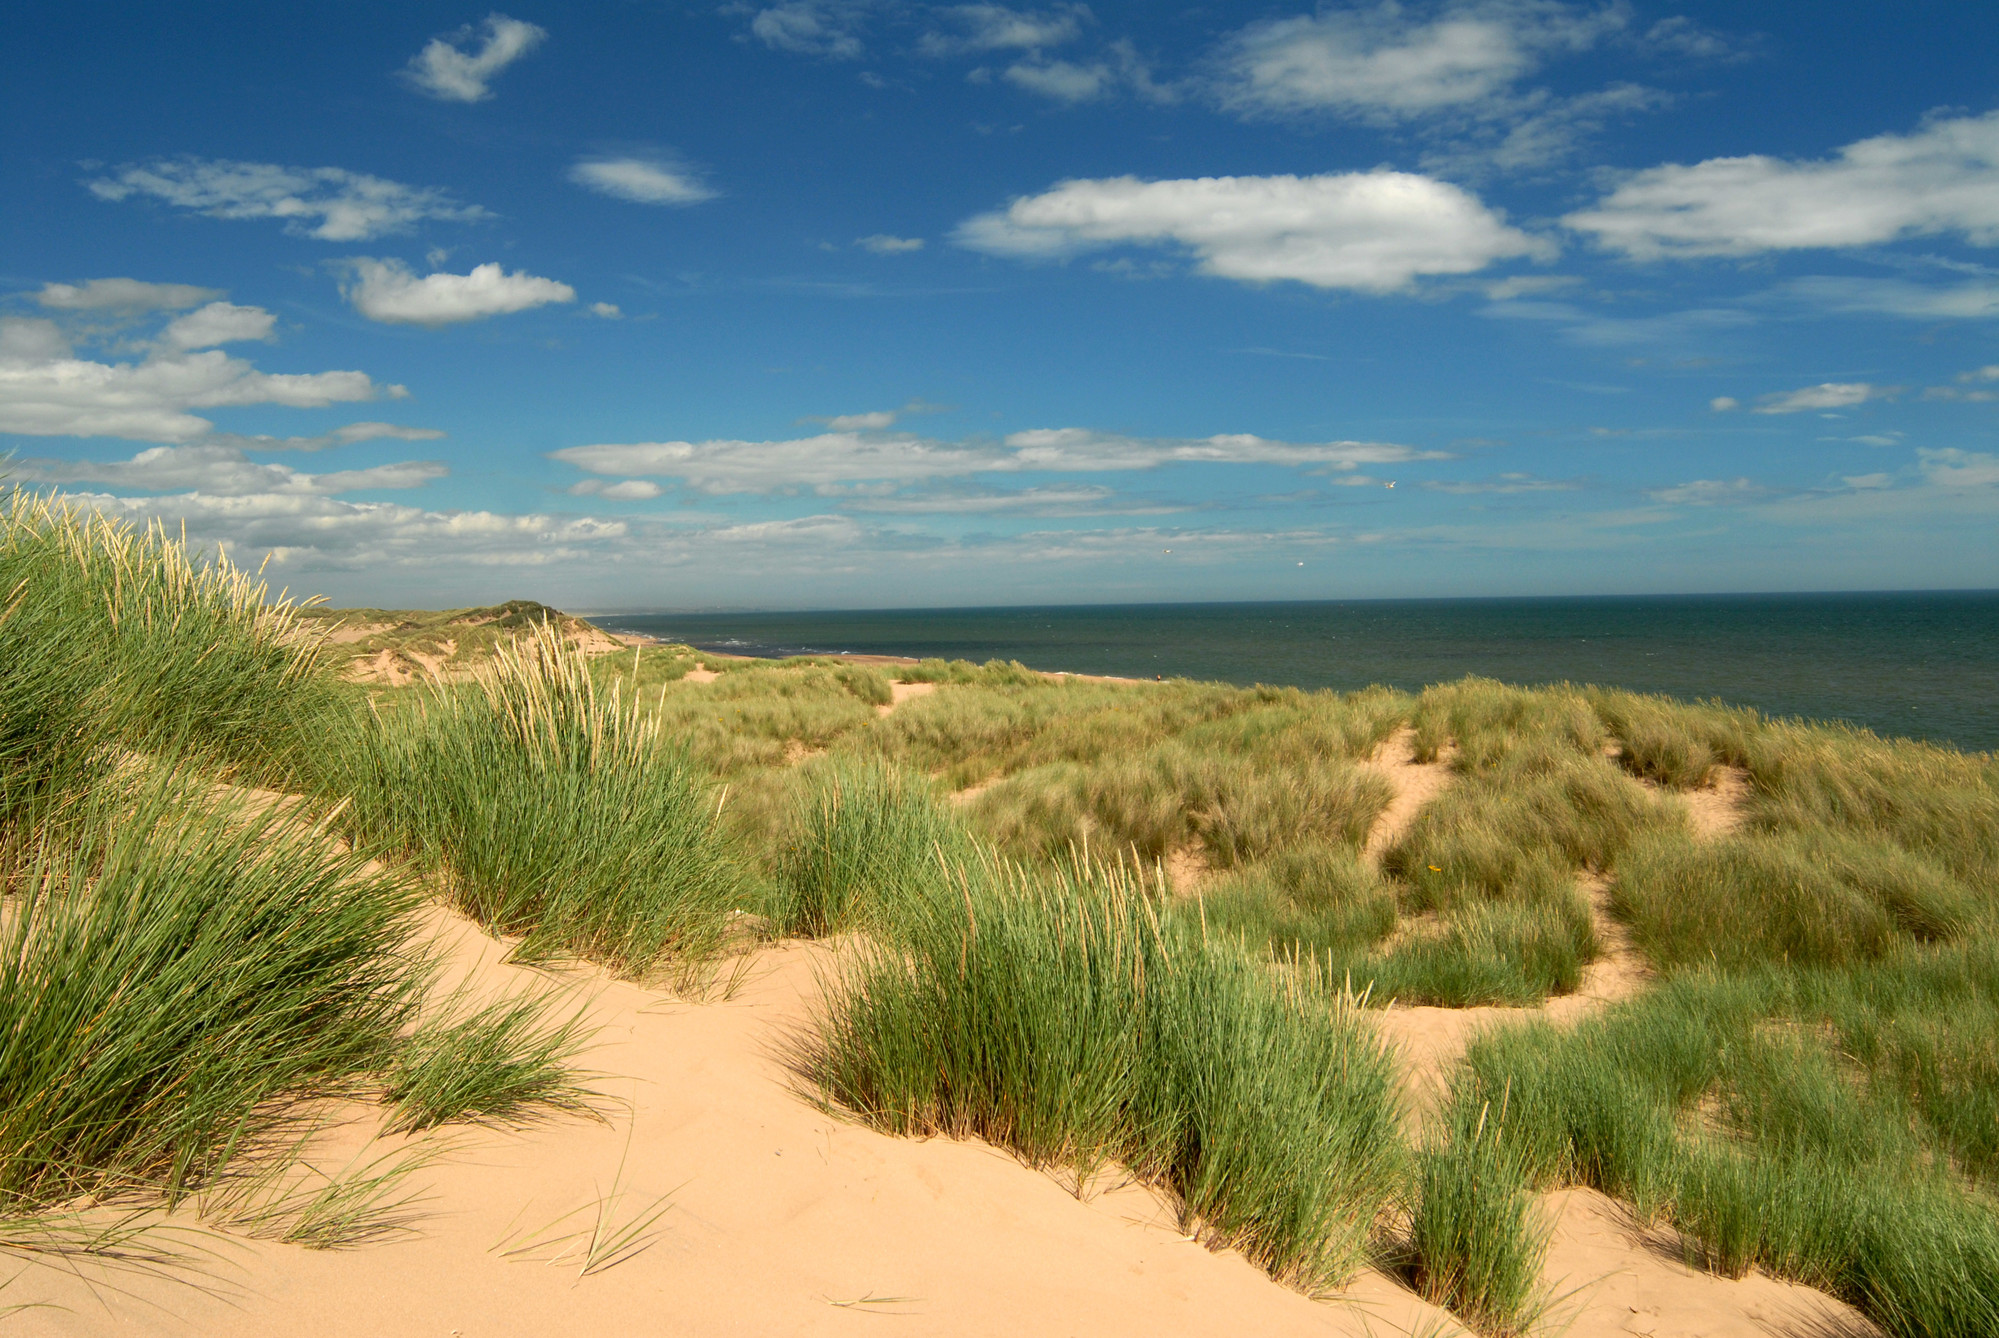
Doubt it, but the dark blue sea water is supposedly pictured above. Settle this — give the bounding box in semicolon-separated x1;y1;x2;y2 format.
602;592;1999;753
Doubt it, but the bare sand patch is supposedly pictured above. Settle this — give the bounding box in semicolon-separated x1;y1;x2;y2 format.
1165;843;1213;897
1358;727;1454;866
17;911;1458;1338
876;680;936;717
1684;765;1751;842
1535;1187;1881;1338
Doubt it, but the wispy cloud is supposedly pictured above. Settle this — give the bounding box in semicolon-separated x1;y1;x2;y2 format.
550;424;1449;494
403;13;547;102
1748;382;1891;414
569;156;718;205
88;158;488;241
35;278;221;312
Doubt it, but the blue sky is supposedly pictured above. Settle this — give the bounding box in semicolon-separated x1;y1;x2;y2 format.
4;1;1997;610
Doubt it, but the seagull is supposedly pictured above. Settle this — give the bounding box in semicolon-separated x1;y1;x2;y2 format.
1384;481;1396;489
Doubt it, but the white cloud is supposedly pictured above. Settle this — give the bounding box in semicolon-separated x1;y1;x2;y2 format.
569;478;665;500
1479;299;1753;346
857;234;924;253
846;483;1181;515
341;259;575;326
589;302;624;319
751;2;869;58
1421;472;1577;494
8;443;446;497
88;159;487;241
35;278;221;312
1709;396;1739;412
62;490;629;572
1213;1;1624;120
1919;448;1999;489
1842;472;1894;490
1772;277;1999;320
549;425;1448;494
206;421;447;453
1966;364;1999;382
569;156;717;205
404;13;547;102
919;4;1086;56
1004;58;1111;102
820;410;899;430
159;302;276;351
1568;109;1999;258
1420;81;1673;178
1003;39;1174;106
1647;477;1766;505
0;315;391;441
955;171;1550;292
1751;382;1886;414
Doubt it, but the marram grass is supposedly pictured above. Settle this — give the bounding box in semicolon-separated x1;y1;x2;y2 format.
801;849;1405;1293
334;621;749;986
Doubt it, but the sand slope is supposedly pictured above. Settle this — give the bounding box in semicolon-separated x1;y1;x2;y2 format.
20;911;1459;1338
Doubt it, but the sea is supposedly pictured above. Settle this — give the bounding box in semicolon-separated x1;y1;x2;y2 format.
601;591;1999;754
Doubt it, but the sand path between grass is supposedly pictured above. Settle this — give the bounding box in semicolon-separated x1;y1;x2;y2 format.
1357;726;1455;866
16;907;1463;1338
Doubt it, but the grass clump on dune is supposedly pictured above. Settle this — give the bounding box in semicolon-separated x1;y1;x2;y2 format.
0;491;336;812
339;622;747;986
0;773;426;1206
1587;688;1761;788
1615;827;1976;971
384;992;598;1134
772;756;968;936
1409;1092;1550;1337
803;852;1404;1292
969;746;1393;866
1454;972;1999;1337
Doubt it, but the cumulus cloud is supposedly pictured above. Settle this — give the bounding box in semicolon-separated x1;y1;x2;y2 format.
751;2;869;58
589;302;624;319
1213;1;1625;120
35;278;221;312
404;13;547;102
0;314;392;441
159;302;277;351
857;234;924;253
341;259;575;326
1567;109;1999;258
956;171;1550;292
1751;382;1887;414
549;425;1448;494
918;4;1086;56
569;156;717;205
8;443;446;497
1919;447;1999;489
88;158;488;241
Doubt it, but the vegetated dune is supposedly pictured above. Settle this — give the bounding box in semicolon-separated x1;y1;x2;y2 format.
0;512;1987;1338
